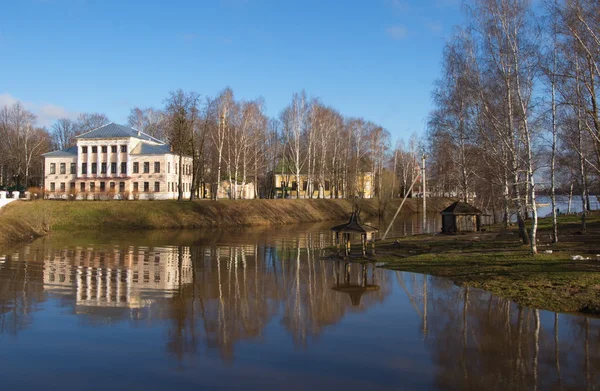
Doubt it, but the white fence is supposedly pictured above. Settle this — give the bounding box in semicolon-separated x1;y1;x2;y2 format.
0;191;19;209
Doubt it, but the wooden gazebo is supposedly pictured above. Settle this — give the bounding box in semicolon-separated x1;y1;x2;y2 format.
331;212;378;256
441;201;484;234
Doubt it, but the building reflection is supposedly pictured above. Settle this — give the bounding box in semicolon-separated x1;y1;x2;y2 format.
43;246;193;311
0;231;391;361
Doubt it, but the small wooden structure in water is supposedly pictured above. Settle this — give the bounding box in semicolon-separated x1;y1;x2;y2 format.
331;212;378;256
441;201;483;234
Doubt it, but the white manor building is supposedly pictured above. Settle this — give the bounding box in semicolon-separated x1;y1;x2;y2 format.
42;123;193;200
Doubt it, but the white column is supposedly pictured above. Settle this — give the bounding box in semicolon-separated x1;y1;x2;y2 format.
106;144;111;178
77;145;83;177
117;145;122;179
86;145;91;178
96;145;101;179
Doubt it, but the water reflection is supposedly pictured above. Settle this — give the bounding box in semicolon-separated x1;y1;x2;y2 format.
0;227;599;390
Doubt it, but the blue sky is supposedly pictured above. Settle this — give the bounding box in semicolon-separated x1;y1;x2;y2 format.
0;0;464;141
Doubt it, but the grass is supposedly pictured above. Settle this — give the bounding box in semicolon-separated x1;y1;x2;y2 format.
370;213;600;315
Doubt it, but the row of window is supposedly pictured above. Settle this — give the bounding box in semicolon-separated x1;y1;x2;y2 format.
133;162;160;174
81;145;127;154
49;163;76;175
49;181;162;193
168;182;191;192
81;162;127;175
49;181;193;194
49;161;192;176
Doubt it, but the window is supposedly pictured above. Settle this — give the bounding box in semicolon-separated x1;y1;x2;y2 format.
70;182;75;190
133;162;139;173
80;182;85;192
82;146;88;154
90;182;95;192
143;162;150;173
92;146;97;153
82;163;87;175
154;182;160;192
154;162;160;173
50;182;55;191
110;182;116;190
111;162;117;174
60;183;66;192
50;163;56;174
60;163;66;174
121;145;127;153
143;182;149;192
70;163;76;174
101;163;107;174
111;145;117;153
133;182;139;192
175;164;178;175
119;182;125;193
100;182;106;192
102;146;107;153
91;163;97;174
121;162;127;174
168;162;170;174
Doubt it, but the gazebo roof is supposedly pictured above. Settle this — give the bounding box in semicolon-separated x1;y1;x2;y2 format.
441;201;483;216
330;212;379;234
332;284;380;306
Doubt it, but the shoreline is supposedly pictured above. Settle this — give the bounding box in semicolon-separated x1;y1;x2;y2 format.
370;213;600;315
0;197;454;251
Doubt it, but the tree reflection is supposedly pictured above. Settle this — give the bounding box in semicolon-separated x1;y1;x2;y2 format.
395;270;600;391
0;244;46;336
2;234;600;389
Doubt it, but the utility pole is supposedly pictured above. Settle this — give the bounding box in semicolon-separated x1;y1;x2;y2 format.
422;153;427;234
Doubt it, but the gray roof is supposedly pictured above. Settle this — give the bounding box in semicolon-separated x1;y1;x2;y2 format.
42;146;78;157
75;123;163;143
331;212;378;233
131;143;173;155
441;201;483;215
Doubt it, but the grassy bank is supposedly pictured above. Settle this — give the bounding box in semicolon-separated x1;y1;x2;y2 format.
0;197;453;250
374;213;600;315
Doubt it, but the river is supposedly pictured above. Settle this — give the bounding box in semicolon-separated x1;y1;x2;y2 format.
0;220;598;390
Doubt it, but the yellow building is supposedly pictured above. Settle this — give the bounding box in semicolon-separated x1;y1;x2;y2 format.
271;172;373;199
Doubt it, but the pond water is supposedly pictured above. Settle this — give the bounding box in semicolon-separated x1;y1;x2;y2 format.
536;195;600;217
0;221;599;390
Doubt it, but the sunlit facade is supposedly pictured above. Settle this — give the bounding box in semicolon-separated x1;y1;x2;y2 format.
42;123;193;200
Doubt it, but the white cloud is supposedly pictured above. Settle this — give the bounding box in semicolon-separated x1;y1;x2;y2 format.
0;92;78;127
386;25;408;40
388;0;410;12
0;93;18;107
426;21;443;33
435;0;460;8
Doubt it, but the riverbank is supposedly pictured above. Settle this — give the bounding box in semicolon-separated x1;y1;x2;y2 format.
375;213;600;315
0;197;453;251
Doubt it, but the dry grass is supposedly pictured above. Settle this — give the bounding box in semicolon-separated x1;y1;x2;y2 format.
376;213;600;314
0;197;454;250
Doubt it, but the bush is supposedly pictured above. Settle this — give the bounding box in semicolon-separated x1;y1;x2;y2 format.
27;187;45;201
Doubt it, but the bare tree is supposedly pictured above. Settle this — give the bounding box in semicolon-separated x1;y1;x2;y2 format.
164;90;199;201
